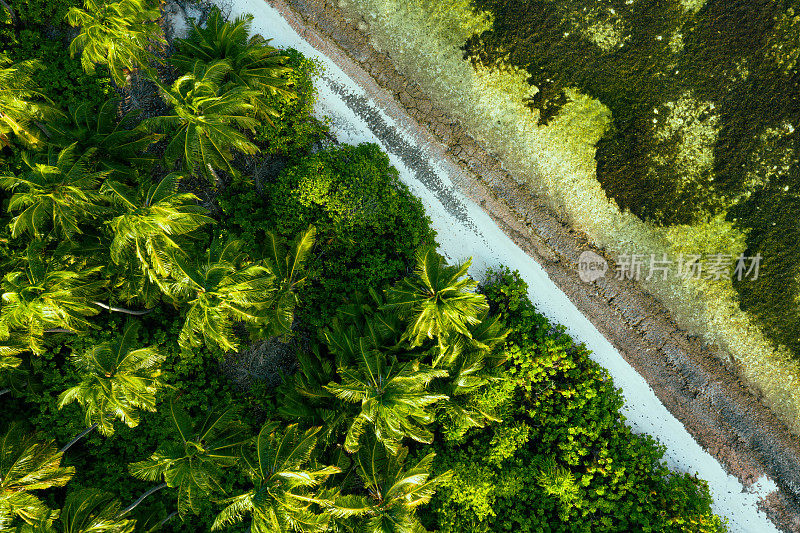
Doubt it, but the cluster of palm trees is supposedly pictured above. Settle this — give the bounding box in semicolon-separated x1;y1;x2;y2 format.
1;245;508;532
1;1;316;529
0;0;305;353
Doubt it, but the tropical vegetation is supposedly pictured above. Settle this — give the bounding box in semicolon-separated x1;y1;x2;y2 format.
0;1;726;532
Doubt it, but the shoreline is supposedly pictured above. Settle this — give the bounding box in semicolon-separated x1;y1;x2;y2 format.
213;0;800;529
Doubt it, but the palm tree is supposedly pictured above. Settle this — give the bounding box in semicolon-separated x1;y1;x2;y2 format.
435;348;501;439
60;488;136;533
342;439;450;533
0;424;74;529
171;7;296;122
49;98;162;179
0;54;55;148
0;144;108;240
144;60;259;184
0;320;26;369
324;337;448;454
168;239;275;352
58;321;166;442
66;0;165;87
430;313;508;439
277;344;354;449
0;322;30;397
257;226;316;339
382;247;489;349
0;250;106;354
103;174;214;307
212;423;339;533
0;1;20;36
128;400;248;517
324;290;406;357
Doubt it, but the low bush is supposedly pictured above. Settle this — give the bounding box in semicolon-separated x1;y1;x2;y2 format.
251;48;328;156
425;268;726;533
218;142;436;328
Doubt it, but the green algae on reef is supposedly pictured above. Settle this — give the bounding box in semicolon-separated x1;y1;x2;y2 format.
467;0;800;357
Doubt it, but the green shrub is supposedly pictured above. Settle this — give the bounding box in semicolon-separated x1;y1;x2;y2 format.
218;143;436;328
7;29;113;110
14;0;79;25
426;268;726;533
252;48;328;156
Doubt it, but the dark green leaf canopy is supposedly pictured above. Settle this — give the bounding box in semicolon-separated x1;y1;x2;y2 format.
129;400;248;517
213;423;339;533
58;321;166;436
0;424;74;529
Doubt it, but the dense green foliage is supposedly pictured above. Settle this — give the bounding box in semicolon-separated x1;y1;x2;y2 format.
0;2;726;532
218;142;436;328
426;269;725;532
466;0;800;357
67;0;165;86
172;7;296;123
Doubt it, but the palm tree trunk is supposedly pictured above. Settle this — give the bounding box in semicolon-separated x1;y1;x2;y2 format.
44;328;76;334
156;510;178;529
117;482;168;517
33;120;51;139
92;301;154;316
0;0;20;35
59;422;99;453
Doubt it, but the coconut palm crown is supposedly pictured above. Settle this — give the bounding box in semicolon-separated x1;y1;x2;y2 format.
67;0;166;86
382;246;489;348
59;488;136;533
0;54;56;148
0;249;105;354
324;335;448;454
103;173;214;307
144;60;259;184
58;321;166;436
49;98;162;179
168;238;275;352
257;226;316;339
0;424;74;529
343;439;451;533
0;144;108;241
172;6;296;122
212;423;340;533
129;400;249;517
